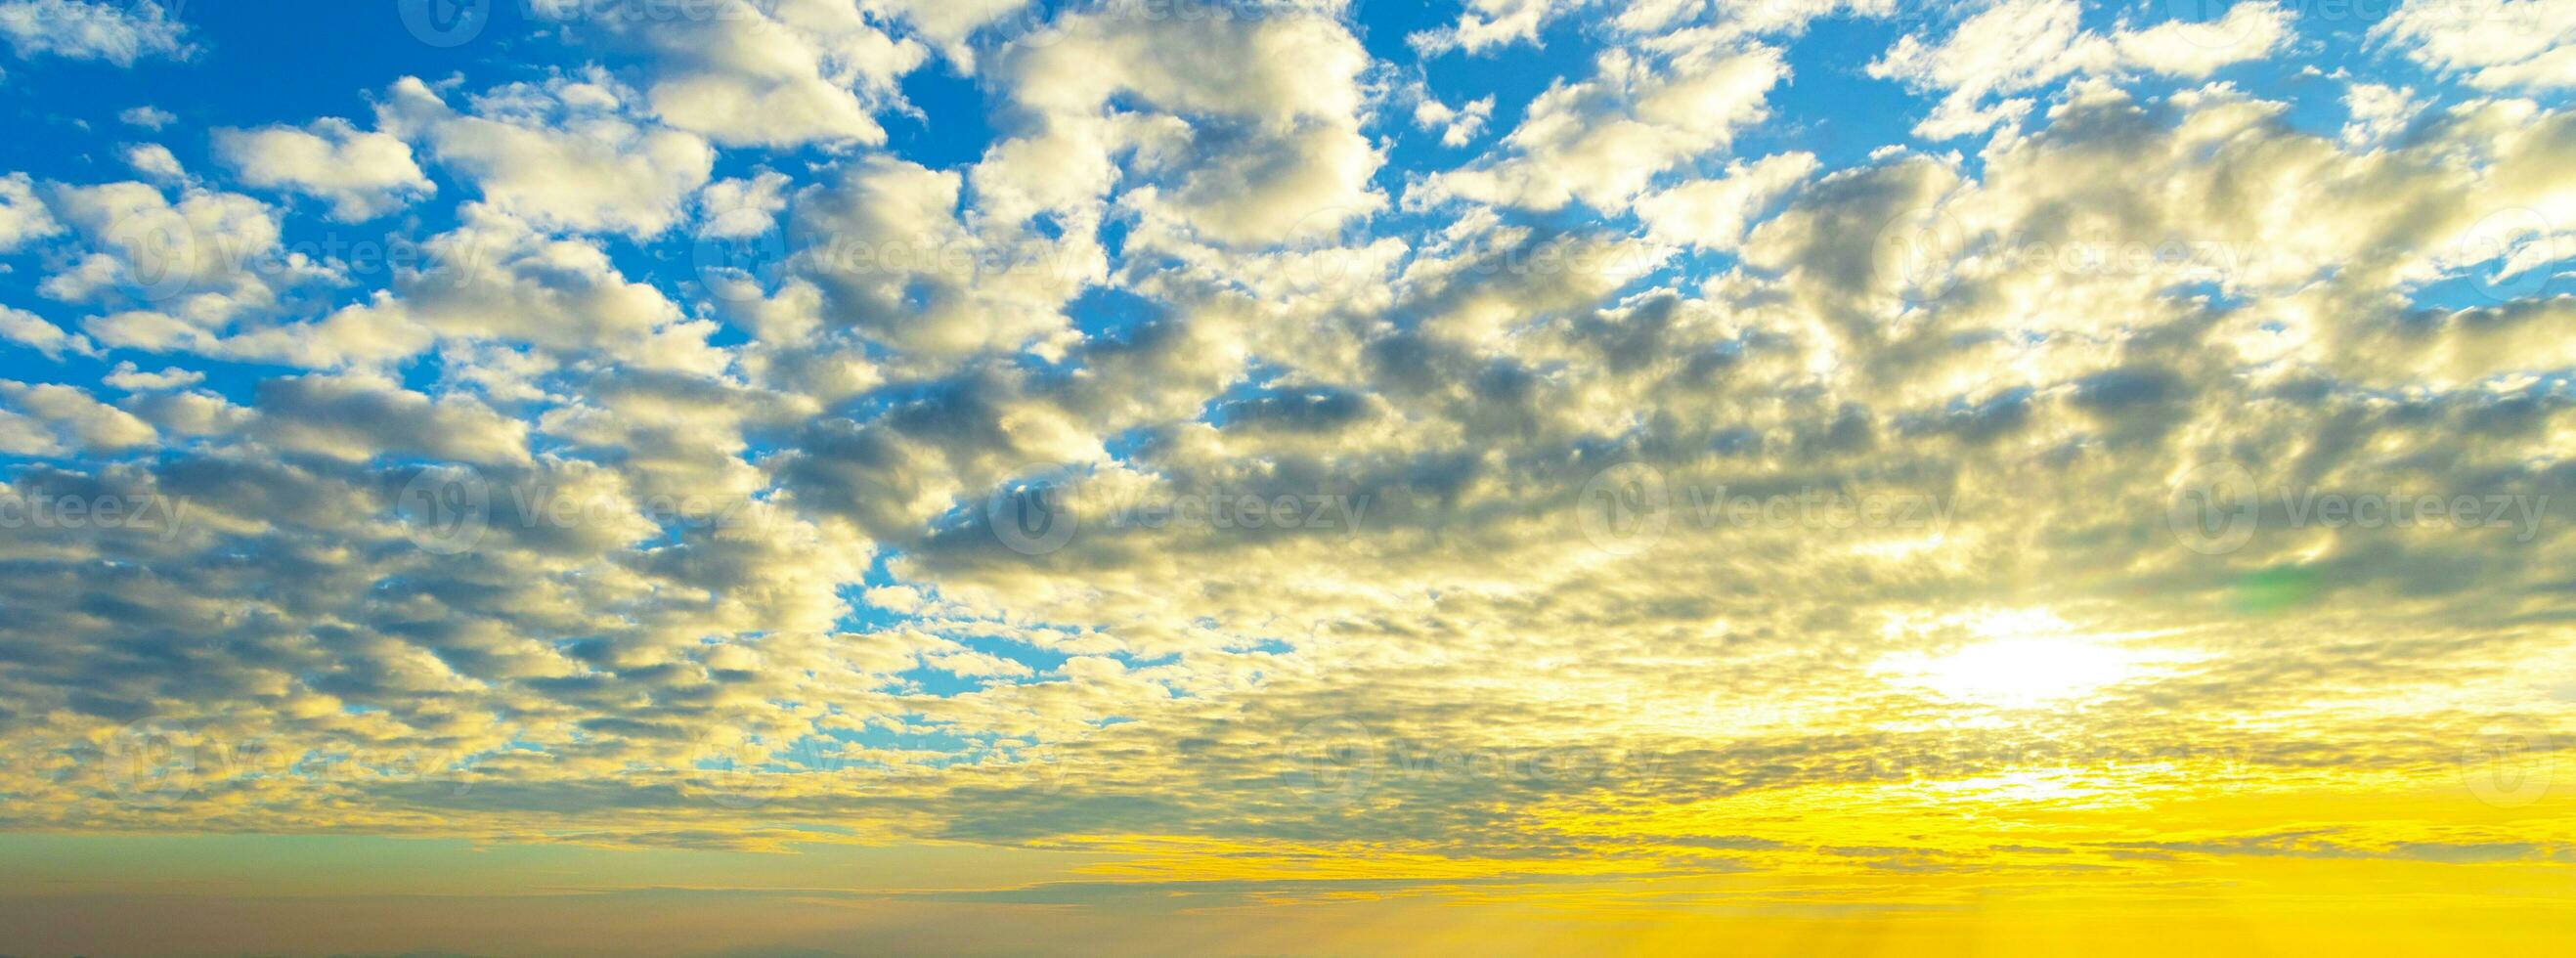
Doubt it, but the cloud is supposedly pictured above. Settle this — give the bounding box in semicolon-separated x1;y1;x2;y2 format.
0;1;2574;916
1636;151;1821;250
1870;0;2291;139
117;105;174;129
866;0;1033;66
786;156;1097;359
0;379;157;452
0;0;189;65
100;361;201;392
694;170;792;239
2373;0;2576;90
215;118;435;221
551;0;930;148
41;180;293;328
379;74;714;238
1409;0;1585;55
0;304;97;359
264;207;722;371
1413;93;1496;148
121;143;184;182
1419;40;1786;212
994;1;1383;245
0;171;61;251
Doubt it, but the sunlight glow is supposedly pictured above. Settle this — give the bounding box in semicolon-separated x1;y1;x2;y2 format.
1875;633;2185;711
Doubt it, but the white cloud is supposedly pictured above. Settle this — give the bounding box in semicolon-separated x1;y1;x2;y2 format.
695;170;792;239
864;0;1032;66
790;156;1099;358
122;143;184;182
1871;0;2291;139
101;361;201;392
0;0;188;65
1420;41;1786;212
1413;93;1495;148
42;180;287;320
1636;151;1820;251
380;75;713;237
1409;0;1582;55
2373;0;2576;90
270;208;720;372
0;172;61;251
0;380;156;452
0;305;94;359
244;371;529;465
118;105;174;129
544;0;930;149
991;3;1384;245
2339;81;2420;149
214;118;434;222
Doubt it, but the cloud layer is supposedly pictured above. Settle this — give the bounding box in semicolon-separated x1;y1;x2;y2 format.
0;0;2570;935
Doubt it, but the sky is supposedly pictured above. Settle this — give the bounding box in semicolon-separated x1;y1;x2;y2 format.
0;0;2573;954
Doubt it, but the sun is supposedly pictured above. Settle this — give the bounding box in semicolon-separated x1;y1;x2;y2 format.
1873;612;2199;711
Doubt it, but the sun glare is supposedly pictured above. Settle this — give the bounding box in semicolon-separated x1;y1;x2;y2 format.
1876;633;2184;711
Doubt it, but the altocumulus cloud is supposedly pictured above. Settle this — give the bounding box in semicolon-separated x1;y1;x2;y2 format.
0;0;2569;925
